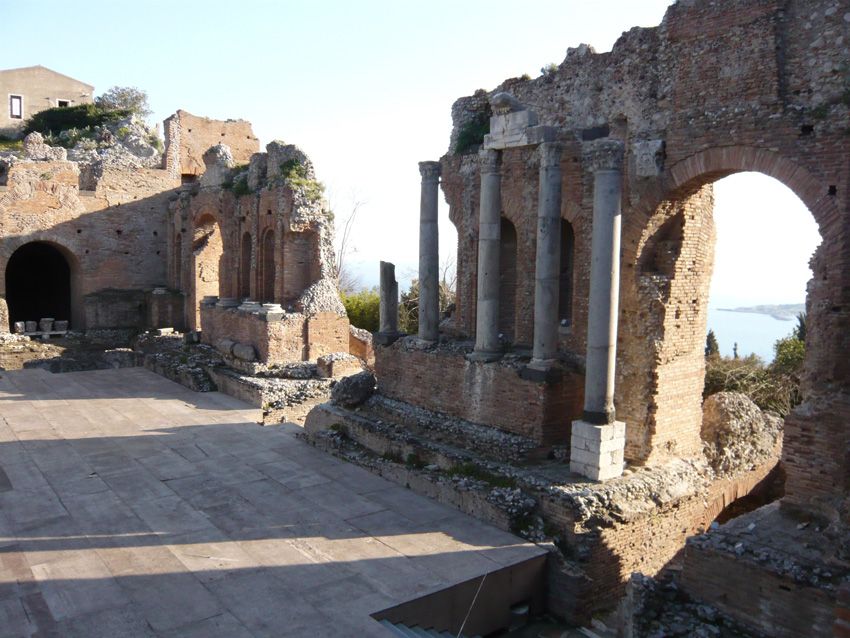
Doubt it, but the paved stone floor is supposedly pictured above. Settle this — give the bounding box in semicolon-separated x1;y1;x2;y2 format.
0;367;544;637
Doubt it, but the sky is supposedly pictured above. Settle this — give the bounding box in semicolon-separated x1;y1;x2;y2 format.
2;0;820;305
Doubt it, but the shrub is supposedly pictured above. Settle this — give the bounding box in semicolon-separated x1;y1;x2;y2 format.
704;335;805;417
454;111;491;154
24;104;130;137
342;288;380;333
280;159;324;202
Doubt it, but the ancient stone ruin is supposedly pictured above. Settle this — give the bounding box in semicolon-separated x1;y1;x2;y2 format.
0;0;848;635
305;0;850;634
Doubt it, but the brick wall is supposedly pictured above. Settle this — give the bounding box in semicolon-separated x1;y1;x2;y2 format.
376;343;583;446
438;0;849;513
163;110;259;178
0;160;178;330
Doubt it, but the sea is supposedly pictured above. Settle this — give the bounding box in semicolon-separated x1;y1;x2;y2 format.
706;307;799;362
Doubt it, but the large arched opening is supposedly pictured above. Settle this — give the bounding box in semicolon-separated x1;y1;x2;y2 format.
5;242;77;330
619;148;831;491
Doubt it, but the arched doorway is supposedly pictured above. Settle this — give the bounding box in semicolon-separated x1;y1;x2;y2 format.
239;232;252;300
260;229;275;303
5;242;73;329
498;217;517;343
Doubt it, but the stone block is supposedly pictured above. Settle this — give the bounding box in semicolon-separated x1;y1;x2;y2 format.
316;352;362;379
232;343;257;362
634;139;665;177
571;420;626;442
569;459;623;482
571;434;626;455
216;339;236;356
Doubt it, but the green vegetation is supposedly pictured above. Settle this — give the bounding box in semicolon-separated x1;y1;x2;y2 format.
24;104;131;137
454;111;490;155
280;158;324;203
405;453;426;469
398;278;456;335
705;329;720;357
449;462;516;488
342;288;380;333
704;317;806;416
0;135;23;152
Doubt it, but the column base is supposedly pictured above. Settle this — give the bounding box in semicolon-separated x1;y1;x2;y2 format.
570;419;626;481
373;331;403;346
465;350;503;363
519;362;562;383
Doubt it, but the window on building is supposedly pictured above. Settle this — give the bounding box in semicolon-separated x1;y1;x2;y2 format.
9;95;23;119
57;99;70;108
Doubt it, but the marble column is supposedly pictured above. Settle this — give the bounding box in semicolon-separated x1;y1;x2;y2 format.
418;161;441;343
529;142;563;369
470;149;502;361
570;140;626;481
376;260;400;344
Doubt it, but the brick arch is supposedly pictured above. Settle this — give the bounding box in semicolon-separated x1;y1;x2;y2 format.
665;146;838;237
617;145;842;470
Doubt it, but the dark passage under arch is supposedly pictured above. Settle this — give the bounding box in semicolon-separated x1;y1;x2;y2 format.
5;242;71;327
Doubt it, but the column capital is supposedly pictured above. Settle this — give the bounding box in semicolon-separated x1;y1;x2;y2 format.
418;161;441;182
478;148;501;174
538;142;563;168
585;139;624;173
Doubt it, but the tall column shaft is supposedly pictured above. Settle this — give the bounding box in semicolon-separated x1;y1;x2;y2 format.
531;143;563;366
583;143;624;424
571;140;626;482
473;149;502;357
418;161;441;343
378;261;398;335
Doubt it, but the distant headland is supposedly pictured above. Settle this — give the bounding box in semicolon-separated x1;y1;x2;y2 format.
717;303;805;321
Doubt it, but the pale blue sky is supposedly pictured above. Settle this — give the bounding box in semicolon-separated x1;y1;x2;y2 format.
3;0;820;305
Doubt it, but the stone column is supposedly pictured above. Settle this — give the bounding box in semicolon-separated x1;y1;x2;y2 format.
571;140;626;481
418;161;441;343
376;261;400;344
529;142;563;369
469;149;502;361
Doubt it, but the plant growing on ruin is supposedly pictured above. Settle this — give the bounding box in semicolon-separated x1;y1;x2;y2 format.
280;159;324;203
454;110;491;155
24;104;130;137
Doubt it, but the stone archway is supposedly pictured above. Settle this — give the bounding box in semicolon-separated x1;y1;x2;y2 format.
618;147;837;479
5;241;77;330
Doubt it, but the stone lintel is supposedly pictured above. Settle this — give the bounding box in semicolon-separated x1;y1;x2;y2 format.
484;124;557;150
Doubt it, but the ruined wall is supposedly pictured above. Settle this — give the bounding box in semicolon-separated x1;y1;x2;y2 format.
438;0;849;515
0;158;177;330
376;342;584;446
163;110;259;179
171;140;348;363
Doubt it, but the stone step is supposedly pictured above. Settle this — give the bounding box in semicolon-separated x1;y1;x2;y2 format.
357;395;546;464
305;402;537;533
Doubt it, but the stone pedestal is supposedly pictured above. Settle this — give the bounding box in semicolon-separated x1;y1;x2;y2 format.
570;140;626;481
530;142;562;369
418;161;441;343
470;149;502;362
570;420;625;481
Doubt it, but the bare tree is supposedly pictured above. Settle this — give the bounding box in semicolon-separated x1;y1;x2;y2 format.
331;194;366;294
